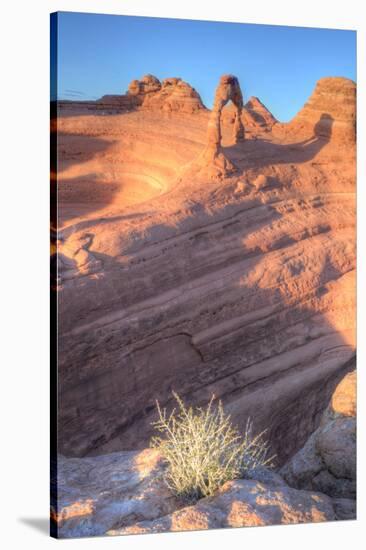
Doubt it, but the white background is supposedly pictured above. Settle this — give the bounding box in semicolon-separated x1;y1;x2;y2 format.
0;0;364;548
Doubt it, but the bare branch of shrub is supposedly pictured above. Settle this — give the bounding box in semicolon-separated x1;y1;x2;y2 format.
150;392;275;501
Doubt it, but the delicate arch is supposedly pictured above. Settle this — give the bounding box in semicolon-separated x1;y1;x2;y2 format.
199;75;245;177
207;74;245;153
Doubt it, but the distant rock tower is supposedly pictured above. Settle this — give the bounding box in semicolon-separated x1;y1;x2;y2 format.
202;75;245;176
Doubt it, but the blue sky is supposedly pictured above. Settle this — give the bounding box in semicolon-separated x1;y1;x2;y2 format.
52;12;356;122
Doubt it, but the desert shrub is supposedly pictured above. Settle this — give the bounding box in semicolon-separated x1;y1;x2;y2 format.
150;392;275;502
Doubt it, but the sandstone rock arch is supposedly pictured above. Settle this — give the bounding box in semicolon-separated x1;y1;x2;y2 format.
209;74;245;147
201;74;245;177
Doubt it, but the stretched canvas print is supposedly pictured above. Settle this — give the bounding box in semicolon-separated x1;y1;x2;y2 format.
50;11;357;538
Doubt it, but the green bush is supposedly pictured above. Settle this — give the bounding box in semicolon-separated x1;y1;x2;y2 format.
150;392;275;502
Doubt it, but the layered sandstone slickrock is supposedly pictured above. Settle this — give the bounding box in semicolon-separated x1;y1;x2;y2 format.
128;74;162;96
51;449;178;538
52;448;338;538
221;97;276;139
57;74;206;116
245;96;278;129
329;369;356;417
52;371;356;537
54;75;356;471
281;369;356;513
113;479;336;535
128;74;206;114
275;77;356;144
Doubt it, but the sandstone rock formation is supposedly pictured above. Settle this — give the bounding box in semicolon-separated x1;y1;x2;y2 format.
281;369;356;518
221;96;277;142
275;77;356;145
51;449;178;538
114;478;336;535
199;74;245;177
128;74;162;96
52;448;339;538
245;96;278;129
57;74;205;117
53;75;356;474
128;75;205;114
57;94;140;114
52;371;357;537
